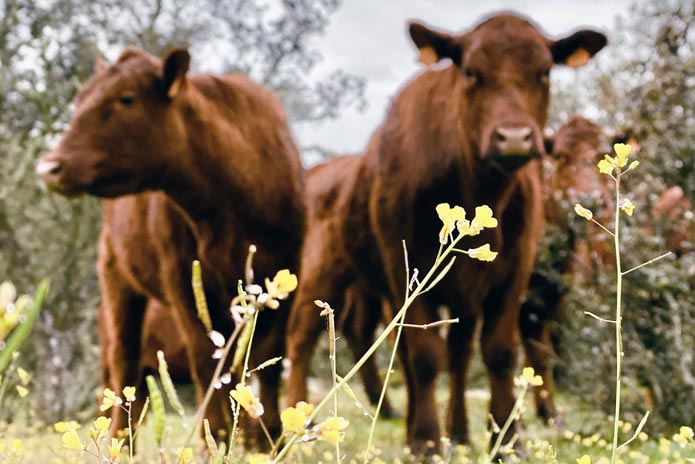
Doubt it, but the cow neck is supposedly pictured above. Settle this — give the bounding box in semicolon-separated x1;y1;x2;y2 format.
158;81;302;275
470;162;525;220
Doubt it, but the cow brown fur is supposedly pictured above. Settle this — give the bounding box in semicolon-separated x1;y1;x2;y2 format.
286;13;606;455
288;154;398;417
37;48;306;442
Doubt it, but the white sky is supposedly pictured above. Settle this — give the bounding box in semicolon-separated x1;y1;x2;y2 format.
293;0;630;164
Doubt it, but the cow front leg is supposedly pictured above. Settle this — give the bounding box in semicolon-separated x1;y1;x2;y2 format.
446;315;478;445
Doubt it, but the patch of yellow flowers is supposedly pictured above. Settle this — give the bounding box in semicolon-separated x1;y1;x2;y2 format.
57;386;138;462
436;203;499;261
575;143;638;221
0;281;32;342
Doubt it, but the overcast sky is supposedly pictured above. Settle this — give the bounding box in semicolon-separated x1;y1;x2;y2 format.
293;0;630;163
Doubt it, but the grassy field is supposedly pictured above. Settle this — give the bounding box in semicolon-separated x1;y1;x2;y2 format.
3;361;695;464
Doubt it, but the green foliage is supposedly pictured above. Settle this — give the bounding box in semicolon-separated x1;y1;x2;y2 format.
545;0;695;433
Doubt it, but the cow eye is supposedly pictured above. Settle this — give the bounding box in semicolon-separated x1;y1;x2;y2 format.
463;68;475;78
118;95;135;106
539;69;551;83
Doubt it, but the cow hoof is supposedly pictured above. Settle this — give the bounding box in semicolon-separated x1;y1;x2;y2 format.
548;413;566;430
379;406;402;420
406;439;441;462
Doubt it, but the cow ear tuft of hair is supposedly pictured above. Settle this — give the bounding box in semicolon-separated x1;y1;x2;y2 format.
408;21;462;67
551;30;607;67
162;47;191;99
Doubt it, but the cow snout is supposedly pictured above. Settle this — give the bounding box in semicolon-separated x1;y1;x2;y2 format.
36;158;63;183
493;126;534;156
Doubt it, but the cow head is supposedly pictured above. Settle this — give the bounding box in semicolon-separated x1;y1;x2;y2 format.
546;115;609;196
37;47;191;197
408;13;606;172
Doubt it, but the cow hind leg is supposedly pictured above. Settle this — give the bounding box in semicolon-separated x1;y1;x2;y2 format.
520;309;558;424
519;273;563;424
341;289;399;419
246;308;286;449
285;262;349;408
399;299;444;458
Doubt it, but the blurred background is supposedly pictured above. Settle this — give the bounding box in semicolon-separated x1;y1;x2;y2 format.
0;0;693;434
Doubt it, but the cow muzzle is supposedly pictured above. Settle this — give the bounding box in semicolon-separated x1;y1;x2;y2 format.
36;158;63;182
36;156;83;197
487;125;541;171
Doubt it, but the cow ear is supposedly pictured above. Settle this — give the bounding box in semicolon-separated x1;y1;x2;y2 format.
551;30;607;67
162;47;191;99
95;57;109;74
408;21;462;66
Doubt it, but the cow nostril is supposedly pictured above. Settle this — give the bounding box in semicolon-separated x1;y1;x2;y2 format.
36;159;63;179
494;131;507;143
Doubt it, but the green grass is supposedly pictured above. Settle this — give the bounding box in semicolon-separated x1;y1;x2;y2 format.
4;372;694;463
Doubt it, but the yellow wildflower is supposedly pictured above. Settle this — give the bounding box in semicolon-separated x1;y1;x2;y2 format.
674;433;687;447
0;281;16;307
470;205;498;235
613;143;631;168
54;421;80;432
61;430;84;450
16;368;31;384
621;199;634;216
680;426;694;440
296;401;314;417
0;281;31;340
316;416;349;444
94;416;111;433
521;367;543;386
281;405;311;435
108;438;125;460
9;439;23;456
598;156;615;175
100;388;123;411
230;383;264;419
574;204;593;221
122;386;136;402
176;447;195;464
265;269;298;303
467;244;498;262
248;453;272;464
16;385;28;397
576;456;591;464
436;203;466;244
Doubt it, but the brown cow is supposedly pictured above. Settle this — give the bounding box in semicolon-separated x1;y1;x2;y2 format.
520;115;611;423
521;117;695;424
651;185;694;257
98;297;191;409
291;154;398;418
286;13;606;455
36;48;306;442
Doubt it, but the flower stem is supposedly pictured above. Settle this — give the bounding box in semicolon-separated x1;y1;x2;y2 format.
611;171;623;464
274;236;464;462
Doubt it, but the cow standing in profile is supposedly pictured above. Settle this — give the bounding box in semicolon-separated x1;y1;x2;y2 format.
36;47;306;443
286;13;605;456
